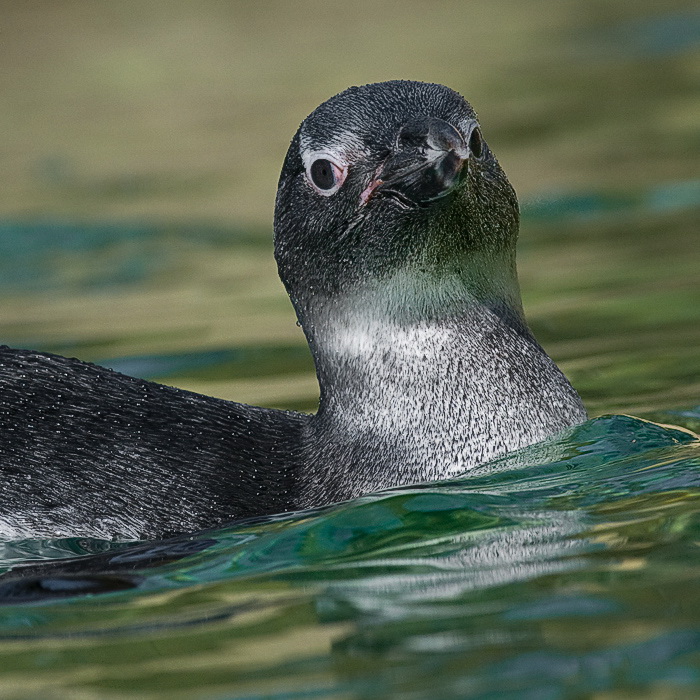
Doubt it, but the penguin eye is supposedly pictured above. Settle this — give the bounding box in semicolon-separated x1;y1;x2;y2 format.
310;160;336;189
468;127;484;159
306;156;347;195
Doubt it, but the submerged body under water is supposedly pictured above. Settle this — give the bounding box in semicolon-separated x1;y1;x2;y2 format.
0;411;697;698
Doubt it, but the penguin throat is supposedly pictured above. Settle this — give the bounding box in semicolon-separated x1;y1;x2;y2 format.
302;252;525;336
303;260;530;389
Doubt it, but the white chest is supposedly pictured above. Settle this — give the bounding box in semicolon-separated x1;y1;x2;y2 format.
319;311;580;479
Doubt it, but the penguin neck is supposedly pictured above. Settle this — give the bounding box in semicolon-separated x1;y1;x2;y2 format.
288;246;587;504
299;248;532;409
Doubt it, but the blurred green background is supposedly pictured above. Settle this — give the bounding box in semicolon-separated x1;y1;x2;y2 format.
0;0;698;415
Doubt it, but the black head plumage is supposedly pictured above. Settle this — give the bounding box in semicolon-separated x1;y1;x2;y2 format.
274;81;519;314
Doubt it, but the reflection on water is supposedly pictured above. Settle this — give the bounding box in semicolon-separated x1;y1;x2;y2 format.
0;1;698;698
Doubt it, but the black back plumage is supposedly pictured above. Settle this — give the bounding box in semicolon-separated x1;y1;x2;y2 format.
0;347;304;538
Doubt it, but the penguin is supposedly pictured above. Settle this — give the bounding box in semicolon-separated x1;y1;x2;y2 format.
0;81;587;540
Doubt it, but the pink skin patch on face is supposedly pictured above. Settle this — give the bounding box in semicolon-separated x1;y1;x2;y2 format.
360;178;383;205
330;161;347;188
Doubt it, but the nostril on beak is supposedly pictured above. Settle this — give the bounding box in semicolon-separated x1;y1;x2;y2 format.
397;117;467;159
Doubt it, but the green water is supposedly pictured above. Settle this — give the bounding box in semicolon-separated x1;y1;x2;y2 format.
0;1;699;698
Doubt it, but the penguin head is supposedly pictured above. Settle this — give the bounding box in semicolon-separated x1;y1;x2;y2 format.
274;81;519;312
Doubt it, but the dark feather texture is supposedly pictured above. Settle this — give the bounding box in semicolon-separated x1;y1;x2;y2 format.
0;347;304;538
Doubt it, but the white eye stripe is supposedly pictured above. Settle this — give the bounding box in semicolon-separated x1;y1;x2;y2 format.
301;148;346;170
299;123;365;162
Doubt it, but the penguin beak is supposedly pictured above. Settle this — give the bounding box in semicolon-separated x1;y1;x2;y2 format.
361;117;470;207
